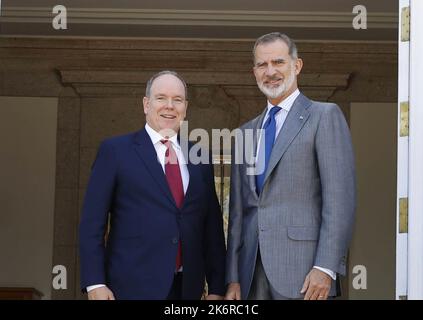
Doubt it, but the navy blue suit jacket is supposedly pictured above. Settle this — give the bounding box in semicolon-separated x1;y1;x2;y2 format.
79;128;226;299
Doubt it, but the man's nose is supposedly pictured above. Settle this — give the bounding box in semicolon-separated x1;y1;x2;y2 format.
265;64;277;76
164;98;176;108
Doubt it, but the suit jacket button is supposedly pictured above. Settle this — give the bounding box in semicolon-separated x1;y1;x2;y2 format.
172;237;178;244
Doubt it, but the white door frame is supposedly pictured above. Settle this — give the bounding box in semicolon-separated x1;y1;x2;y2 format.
407;0;423;300
396;0;423;300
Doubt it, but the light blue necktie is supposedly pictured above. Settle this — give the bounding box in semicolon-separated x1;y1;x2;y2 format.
256;106;282;194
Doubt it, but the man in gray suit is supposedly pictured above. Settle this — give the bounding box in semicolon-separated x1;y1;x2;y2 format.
225;32;356;300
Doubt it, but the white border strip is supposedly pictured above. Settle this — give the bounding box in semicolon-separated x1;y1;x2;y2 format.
407;0;423;300
396;0;409;300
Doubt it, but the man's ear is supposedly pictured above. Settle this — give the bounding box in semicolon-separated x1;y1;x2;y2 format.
143;96;149;115
295;58;304;76
252;65;259;80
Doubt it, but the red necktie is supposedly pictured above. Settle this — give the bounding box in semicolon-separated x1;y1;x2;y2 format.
161;140;184;270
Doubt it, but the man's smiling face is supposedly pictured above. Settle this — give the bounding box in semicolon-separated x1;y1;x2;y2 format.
143;74;188;136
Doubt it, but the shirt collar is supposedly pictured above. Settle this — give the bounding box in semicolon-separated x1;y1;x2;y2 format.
145;123;180;150
266;88;300;113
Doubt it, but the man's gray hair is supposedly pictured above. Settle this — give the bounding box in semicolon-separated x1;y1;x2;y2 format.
253;32;298;61
145;70;188;99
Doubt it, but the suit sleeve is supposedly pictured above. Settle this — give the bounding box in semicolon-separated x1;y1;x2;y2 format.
225;137;244;285
79;140;118;290
314;104;356;275
203;156;227;296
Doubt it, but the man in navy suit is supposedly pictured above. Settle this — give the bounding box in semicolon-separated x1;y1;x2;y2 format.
79;70;226;300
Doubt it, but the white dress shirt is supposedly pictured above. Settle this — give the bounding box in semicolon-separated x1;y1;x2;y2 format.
86;124;190;293
257;89;336;281
144;123;189;194
261;88;301;142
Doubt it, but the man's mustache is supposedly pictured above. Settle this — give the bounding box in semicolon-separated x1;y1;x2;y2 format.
264;76;283;82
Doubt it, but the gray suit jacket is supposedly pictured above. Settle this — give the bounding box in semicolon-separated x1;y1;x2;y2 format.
226;93;356;299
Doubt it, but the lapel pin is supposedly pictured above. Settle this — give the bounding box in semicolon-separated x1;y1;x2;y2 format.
299;116;304;120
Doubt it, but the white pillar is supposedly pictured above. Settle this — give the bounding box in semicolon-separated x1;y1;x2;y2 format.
408;0;423;300
396;0;409;300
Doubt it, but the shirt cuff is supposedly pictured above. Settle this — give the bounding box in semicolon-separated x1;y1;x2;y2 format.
313;266;337;280
86;284;106;292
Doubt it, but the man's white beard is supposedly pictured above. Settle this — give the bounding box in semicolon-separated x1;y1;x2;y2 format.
257;69;296;100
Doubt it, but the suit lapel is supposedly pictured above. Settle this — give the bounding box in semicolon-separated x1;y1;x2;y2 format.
247;108;268;198
263;93;312;185
133;128;178;208
180;140;200;208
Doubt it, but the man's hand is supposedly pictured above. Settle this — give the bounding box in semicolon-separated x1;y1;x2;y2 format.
224;282;241;300
301;268;332;300
205;294;224;300
87;286;115;300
